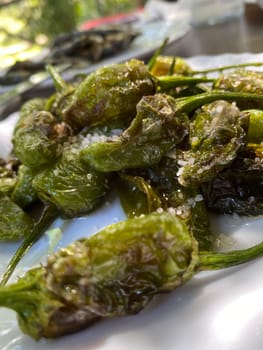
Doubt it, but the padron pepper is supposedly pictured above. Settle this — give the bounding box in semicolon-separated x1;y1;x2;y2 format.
202;143;263;215
32;140;110;218
11;164;38;209
1;212;263;339
61;59;156;129
12;98;72;168
176;100;248;187
81;91;263;173
48;60;212;130
0;194;34;241
80;93;189;171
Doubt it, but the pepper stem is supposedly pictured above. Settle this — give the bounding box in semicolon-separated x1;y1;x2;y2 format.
199;240;263;271
177;90;263;114
46;64;68;92
0;204;59;286
148;37;169;71
191;62;263;75
157;76;214;90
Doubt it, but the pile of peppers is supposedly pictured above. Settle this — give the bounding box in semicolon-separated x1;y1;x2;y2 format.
1;55;263;339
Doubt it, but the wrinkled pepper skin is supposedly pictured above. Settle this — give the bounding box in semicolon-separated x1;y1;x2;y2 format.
214;69;263;94
1;212;263;339
202;144;263;215
32;143;110;218
11;165;38;208
62;59;156;128
13;107;72;168
81;94;189;172
0;212;197;339
177;100;249;187
0;195;33;241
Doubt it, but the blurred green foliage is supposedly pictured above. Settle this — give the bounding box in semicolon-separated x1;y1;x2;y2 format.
0;0;141;67
21;0;79;42
1;0;139;42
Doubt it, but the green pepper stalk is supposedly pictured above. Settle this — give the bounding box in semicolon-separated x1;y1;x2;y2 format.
53;59;156;129
12;98;72;168
0;203;59;286
176;100;248;187
175;90;263;114
80;93;189;172
157;75;214;90
147;38;170;72
149;54;263;77
46;64;70;92
1;212;263;339
45;64;75;118
191;62;263;75
201;143;263;216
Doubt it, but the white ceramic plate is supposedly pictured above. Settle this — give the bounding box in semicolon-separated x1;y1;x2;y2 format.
1;53;263;350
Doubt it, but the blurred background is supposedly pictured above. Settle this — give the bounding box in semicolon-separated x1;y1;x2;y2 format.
0;0;146;68
1;0;263;81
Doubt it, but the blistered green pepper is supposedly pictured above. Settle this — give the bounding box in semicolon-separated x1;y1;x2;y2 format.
202;143;263;215
12;97;73;168
1;203;58;285
32;141;110;218
118;157;212;250
81;93;189;172
177;100;248;187
62;59;156;128
1;212;263;339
